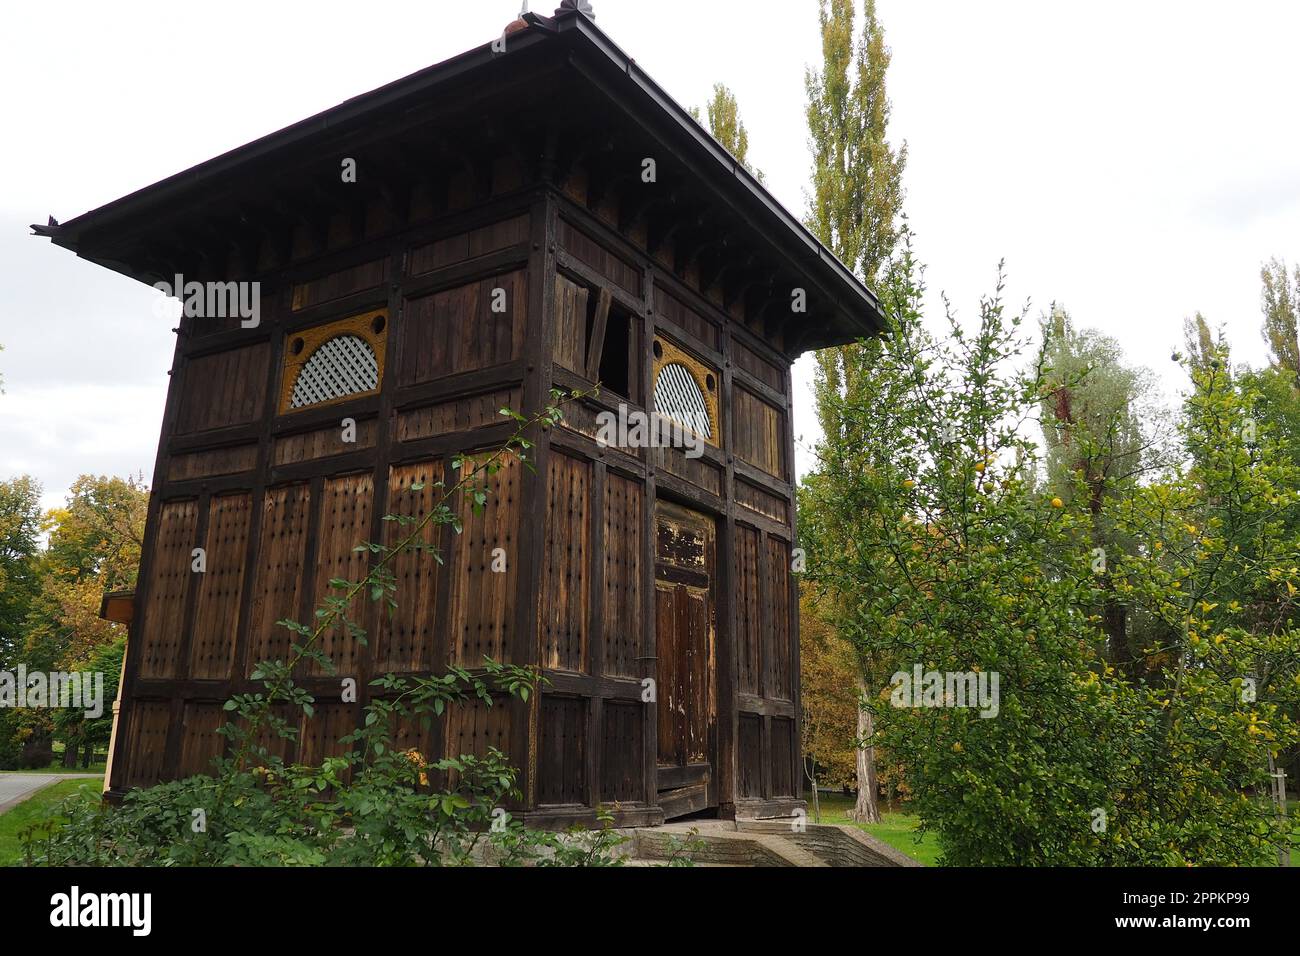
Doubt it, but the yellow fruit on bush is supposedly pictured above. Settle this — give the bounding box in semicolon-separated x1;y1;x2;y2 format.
903;479;915;489
1050;497;1063;508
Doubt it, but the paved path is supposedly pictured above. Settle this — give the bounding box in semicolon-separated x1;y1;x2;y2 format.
0;773;100;816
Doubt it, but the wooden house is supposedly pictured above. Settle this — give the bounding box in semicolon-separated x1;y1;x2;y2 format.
38;2;883;827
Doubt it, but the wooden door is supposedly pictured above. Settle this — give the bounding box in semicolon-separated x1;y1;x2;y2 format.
654;500;716;818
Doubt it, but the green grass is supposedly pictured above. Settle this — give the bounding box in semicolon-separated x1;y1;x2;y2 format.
0;763;105;775
0;778;100;866
809;792;941;866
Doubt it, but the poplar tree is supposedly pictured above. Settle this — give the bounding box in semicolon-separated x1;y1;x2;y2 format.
691;83;761;180
1262;257;1300;376
802;0;906;825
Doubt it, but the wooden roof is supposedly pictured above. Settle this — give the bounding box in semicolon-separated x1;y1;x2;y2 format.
34;6;883;354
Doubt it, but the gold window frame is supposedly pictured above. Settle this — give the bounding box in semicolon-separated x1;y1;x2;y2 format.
651;335;721;448
279;307;389;414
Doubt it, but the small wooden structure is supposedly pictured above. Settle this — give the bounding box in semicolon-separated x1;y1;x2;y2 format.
41;3;882;826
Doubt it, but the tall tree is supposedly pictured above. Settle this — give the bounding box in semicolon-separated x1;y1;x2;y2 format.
1037;306;1166;675
1183;312;1220;375
1261;257;1300;376
1;475;147;769
805;0;906;288
691;83;762;180
0;475;43;667
802;0;906;824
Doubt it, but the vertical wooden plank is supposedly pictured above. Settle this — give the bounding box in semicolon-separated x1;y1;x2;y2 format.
641;264;658;807
232;294;288;711
716;309;739;813
784;360;802;800
758;528;773;701
190;493;253;679
512;188;558;809
247;483;312;671
586;460;606;808
308;473;374;679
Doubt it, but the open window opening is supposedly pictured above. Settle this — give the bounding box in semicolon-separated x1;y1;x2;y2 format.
589;297;636;402
556;272;640;403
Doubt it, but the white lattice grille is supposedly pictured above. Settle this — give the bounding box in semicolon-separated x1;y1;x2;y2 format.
289;334;379;409
653;362;712;438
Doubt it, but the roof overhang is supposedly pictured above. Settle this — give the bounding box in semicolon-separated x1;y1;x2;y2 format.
34;8;883;354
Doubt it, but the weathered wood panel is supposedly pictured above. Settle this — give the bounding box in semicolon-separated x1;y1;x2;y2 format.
189;493;253;679
558;219;640;295
649;444;722;497
734;524;763;697
374;460;443;674
273;419;377;466
655;582;712;768
298;703;357;766
538;696;587;805
176;344;270;435
737;713;762;799
602;473;642;678
735;478;788;523
766;536;793;701
554;400;607;444
654;286;719;351
168;444;258;482
732;387;786;480
445;696;511;761
732;338;784;392
601;701;643;802
178;702;226;776
552;274;591;375
444;696;511;793
539;453;590;672
395;388;521;443
123;701;171;787
291;257;388;311
136;500;199;679
771;716;795;797
407;214;528;276
397;270;527;385
306;473;374;678
247;484;312;673
447;455;520;666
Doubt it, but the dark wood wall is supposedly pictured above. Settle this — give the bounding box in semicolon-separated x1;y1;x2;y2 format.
535;172;801;823
111;145;803;825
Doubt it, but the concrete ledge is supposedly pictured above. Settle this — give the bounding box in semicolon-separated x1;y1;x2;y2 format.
736;818;923;867
634;823;828;867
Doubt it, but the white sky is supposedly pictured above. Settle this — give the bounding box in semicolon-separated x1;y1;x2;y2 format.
2;0;1297;510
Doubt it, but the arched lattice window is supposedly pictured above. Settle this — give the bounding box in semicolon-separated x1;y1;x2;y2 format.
651;337;718;443
290;334;378;409
280;308;388;413
653;362;712;438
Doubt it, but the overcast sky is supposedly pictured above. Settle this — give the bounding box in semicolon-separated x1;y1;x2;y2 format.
3;0;1297;510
